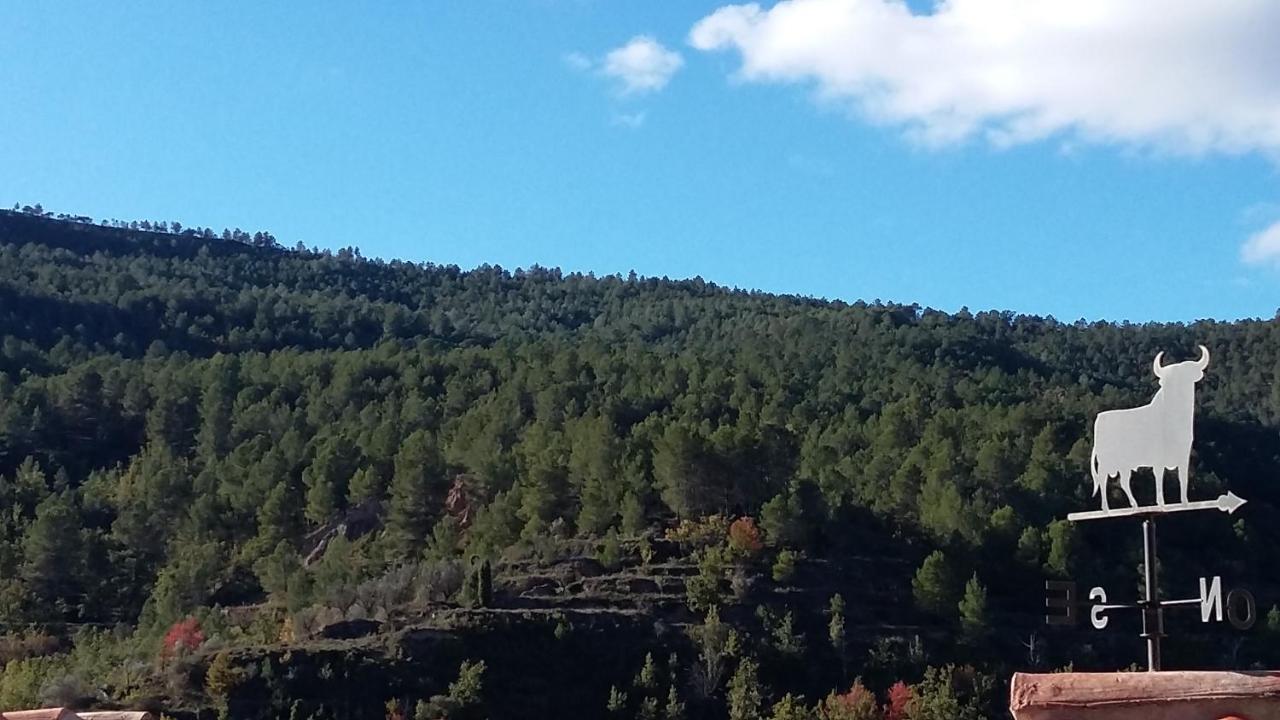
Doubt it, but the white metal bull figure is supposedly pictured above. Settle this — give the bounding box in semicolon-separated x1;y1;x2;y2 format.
1090;346;1209;510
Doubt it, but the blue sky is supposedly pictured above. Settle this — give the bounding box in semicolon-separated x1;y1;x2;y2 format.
3;1;1280;322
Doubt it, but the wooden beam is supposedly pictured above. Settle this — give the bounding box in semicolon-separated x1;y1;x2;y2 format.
1011;672;1280;720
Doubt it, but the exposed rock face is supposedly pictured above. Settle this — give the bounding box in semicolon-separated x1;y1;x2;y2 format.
319;619;385;640
213;610;671;720
302;501;384;566
1010;671;1280;720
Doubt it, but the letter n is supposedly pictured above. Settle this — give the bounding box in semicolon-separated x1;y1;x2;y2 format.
1200;576;1223;623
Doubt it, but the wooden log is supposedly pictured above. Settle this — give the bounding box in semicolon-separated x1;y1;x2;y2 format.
1010;672;1280;720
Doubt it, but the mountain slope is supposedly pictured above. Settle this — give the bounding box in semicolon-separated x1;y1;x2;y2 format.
1;208;1278;718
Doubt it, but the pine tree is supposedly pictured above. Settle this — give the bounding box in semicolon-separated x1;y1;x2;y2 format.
598;528;623;570
958;573;990;644
663;685;686;720
304;473;338;526
912;550;954;616
1267;604;1280;637
620;491;647;536
196;355;237;460
21;490;83;617
424;515;462;563
606;686;628;715
767;694;809;720
760;491;803;548
635;652;658;691
1045;520;1077;576
303;434;357;525
828;593;847;680
387;430;443;556
654;425;713;518
728;657;763;720
569;414;621;535
1016;527;1044;566
348;467;384;505
255;481;304;552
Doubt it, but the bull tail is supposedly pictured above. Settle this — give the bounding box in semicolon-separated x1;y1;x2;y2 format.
1090;447;1102;496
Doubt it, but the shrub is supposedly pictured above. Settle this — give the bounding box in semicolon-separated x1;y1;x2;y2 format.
816;680;878;720
638;536;656;565
757;607;805;657
419;560;465;604
686;547;727;613
905;665;994;720
884;680;913;720
206;650;243;719
38;673;93;708
769;693;813;720
730;567;755;601
448;659;486;706
598;529;623;570
772;549;797;582
0;631;60;665
0;656;68;711
728;517;764;558
665;515;731;549
161;617;206;659
462;560;494;608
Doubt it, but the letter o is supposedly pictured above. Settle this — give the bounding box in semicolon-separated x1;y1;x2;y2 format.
1227;588;1256;630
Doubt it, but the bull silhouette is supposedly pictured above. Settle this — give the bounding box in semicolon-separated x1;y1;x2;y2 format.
1090;346;1209;511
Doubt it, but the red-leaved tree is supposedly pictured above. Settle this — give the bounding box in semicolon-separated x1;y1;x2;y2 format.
161;617;206;659
884;681;914;720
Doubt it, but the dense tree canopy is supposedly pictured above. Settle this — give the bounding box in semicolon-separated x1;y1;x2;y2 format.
2;207;1279;717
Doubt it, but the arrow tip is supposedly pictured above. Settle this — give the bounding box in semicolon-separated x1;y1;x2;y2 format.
1220;491;1248;514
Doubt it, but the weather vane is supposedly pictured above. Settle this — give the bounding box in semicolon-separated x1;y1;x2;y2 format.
1044;346;1255;671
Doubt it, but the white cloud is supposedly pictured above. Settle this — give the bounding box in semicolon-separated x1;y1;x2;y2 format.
562;51;593;72
603;36;684;94
690;0;1280;153
612;111;647;128
1242;221;1280;265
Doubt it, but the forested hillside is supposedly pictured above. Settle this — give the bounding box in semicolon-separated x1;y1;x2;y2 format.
2;207;1279;719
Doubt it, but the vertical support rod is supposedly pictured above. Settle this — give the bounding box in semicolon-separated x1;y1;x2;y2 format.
1140;517;1163;671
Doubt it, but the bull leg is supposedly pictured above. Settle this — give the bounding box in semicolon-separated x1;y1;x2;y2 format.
1099;478;1110;511
1154;467;1167;506
1120;469;1137;508
1177;464;1189;504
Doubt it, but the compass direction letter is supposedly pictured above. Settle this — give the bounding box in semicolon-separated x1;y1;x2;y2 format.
1089;587;1109;630
1200;576;1223;623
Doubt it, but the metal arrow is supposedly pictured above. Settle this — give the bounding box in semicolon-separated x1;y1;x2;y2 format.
1067;491;1247;523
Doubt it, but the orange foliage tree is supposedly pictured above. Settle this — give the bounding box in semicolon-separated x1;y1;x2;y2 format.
728;516;764;557
816;679;879;720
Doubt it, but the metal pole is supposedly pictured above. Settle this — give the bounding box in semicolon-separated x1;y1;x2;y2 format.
1140;517;1163;671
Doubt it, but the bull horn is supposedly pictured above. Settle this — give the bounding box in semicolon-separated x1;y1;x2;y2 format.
1196;344;1210;370
1153;351;1166;378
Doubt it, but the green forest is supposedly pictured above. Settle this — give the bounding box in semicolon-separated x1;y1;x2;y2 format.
1;207;1279;719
